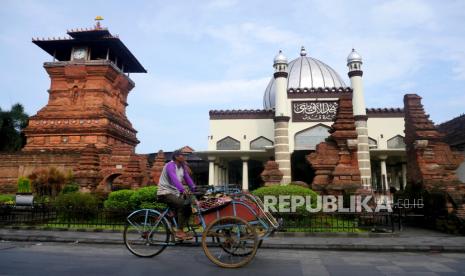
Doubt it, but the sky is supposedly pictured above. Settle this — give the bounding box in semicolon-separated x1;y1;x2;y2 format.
1;0;464;154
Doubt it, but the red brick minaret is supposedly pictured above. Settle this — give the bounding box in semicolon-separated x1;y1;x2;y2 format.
23;19;146;153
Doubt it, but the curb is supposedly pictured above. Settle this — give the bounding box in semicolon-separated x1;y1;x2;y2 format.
1;234;464;253
1;226;400;237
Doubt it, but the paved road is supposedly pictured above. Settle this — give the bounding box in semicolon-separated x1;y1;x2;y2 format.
0;241;464;276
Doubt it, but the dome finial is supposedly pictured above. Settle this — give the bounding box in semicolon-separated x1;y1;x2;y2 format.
300;46;307;56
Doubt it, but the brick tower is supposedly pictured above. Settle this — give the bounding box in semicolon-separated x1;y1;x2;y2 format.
23;19;146;153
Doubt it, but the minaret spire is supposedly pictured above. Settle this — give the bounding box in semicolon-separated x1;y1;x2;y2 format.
272;50;291;184
347;48;372;189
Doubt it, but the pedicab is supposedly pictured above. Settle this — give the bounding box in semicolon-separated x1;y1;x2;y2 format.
123;185;280;268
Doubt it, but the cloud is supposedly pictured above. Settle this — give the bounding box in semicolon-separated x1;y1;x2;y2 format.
204;22;304;56
205;0;238;10
136;75;269;108
371;0;436;31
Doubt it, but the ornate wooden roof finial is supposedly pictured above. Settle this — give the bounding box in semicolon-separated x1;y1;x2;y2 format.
95;16;104;30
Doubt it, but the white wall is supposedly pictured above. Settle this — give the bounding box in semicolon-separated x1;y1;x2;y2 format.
208;119;274;151
367;117;405;149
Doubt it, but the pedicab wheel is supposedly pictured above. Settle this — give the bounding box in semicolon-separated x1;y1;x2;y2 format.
217;224;263;256
124;210;170;258
202;216;259;268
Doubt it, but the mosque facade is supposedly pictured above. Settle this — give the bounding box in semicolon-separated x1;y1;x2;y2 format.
201;47;407;193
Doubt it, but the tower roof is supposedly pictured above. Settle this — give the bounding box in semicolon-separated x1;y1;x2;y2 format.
273;50;288;64
32;26;147;73
264;47;347;109
347;48;362;65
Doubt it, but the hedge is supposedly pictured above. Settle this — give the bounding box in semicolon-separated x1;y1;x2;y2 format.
0;194;15;205
104;189;135;210
54;192;99;220
129;186;167;210
103;186;167;211
252;185;318;214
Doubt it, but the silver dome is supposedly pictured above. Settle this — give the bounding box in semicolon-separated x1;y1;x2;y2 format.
264;49;347;109
347;48;362;65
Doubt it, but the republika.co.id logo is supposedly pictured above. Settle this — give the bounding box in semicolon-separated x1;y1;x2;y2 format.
262;195;424;213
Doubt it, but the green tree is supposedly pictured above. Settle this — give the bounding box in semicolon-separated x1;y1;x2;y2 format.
0;103;29;152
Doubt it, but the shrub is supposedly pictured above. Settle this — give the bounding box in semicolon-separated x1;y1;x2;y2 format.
34;195;53;206
54;192;99;220
130;186;167;210
252;184;318;215
104;189;135;210
61;183;80;194
0;194;15;205
29;167;68;197
17;177;31;193
104;186;167;211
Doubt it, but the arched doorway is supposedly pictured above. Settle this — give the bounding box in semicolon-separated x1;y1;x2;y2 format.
100;173;123;192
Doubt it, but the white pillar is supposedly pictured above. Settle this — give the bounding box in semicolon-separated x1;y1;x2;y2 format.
208;161;215;186
208;157;215;186
379;155;388;192
401;163;407;191
214;164;219;186
220;167;225;185
241;157;249;191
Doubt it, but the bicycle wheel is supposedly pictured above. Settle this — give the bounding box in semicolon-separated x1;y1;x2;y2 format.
202;216;258;268
218;232;263;256
124;210;169;257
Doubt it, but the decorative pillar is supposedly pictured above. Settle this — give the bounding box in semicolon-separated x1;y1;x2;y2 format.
241;156;249;191
208;157;215;186
347;48;372;189
401;163;407;191
220;166;225;185
214;163;220;186
272;50;291;184
379;155;388;192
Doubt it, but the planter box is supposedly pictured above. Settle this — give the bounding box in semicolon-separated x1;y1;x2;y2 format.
16;193;34;207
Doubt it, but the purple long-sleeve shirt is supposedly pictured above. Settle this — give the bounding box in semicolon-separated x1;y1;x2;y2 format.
157;161;195;196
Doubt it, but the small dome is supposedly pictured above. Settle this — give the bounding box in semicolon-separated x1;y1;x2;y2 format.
273;50;287;64
347;48;362;64
264;47;347;110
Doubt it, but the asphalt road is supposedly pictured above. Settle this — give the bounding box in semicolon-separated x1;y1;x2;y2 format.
1;241;465;276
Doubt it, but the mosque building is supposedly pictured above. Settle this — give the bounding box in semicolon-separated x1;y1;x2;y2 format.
199;47;407;192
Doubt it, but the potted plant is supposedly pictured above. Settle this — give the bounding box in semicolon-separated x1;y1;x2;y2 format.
16;177;34;206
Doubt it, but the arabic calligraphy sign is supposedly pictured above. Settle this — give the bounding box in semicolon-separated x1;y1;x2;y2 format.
292;101;338;122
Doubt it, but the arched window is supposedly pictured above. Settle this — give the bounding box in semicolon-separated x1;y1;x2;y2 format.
250;136;273;150
387;135;406;149
294;124;331;150
216;136;240;150
369;137;377;148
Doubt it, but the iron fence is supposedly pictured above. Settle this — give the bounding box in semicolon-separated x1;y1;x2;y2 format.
275;212;395;233
0;204;397;232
